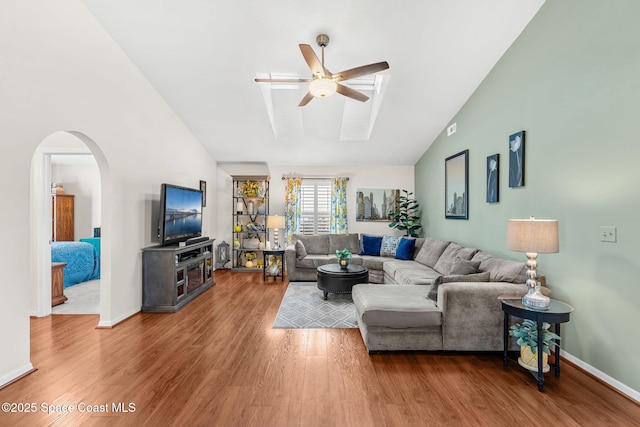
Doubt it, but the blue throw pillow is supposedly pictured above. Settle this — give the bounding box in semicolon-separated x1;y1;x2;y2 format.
360;235;383;256
395;237;416;260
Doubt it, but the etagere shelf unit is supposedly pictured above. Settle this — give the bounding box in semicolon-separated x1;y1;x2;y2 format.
231;175;269;271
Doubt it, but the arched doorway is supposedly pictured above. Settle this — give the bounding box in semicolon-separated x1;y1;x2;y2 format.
30;131;111;325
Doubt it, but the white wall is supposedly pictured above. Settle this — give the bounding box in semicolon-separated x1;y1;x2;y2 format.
0;0;218;387
214;163;414;266
51;155;101;239
269;163;415;236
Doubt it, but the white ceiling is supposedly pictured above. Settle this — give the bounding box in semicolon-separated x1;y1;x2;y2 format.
81;0;544;166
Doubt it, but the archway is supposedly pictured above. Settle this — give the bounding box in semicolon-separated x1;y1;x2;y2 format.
30;131;111;325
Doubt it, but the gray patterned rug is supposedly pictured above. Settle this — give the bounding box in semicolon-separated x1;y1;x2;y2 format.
272;282;358;329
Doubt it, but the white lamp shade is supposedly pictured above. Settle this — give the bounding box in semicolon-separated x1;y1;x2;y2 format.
506;218;559;253
267;215;285;229
309;78;337;98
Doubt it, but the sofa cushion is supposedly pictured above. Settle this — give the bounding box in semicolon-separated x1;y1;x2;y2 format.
433;243;478;275
449;258;481;275
412;238;425;260
427;271;491;300
294;234;329;255
380;235;402;257
360;235;383;256
329;233;360;255
295;254;336;269
360;255;391;271
394;268;441;285
395;237;416;260
471;251;527;283
295;240;307;259
353;284;443;328
383;259;425;279
415;238;450;268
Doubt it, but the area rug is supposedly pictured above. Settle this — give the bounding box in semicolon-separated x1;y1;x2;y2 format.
272;282;357;329
52;279;100;314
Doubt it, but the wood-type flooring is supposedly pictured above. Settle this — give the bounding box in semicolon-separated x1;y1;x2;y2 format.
1;270;638;426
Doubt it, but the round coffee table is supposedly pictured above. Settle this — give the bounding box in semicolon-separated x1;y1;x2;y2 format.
316;263;369;300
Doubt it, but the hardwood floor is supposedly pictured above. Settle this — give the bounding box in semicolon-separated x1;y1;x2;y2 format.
1;270;638;426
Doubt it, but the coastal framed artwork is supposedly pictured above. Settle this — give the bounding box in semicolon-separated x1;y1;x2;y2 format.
509;130;525;187
445;150;469;219
486;154;499;203
355;188;400;221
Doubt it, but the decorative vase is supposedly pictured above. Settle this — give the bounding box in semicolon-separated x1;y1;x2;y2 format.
339;257;350;269
245;260;254;268
267;260;280;276
518;345;550;373
248;201;255;215
257;203;266;215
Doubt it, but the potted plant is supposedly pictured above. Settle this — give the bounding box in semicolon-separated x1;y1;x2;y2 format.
244;252;257;268
388;190;422;237
509;319;561;372
336;248;352;269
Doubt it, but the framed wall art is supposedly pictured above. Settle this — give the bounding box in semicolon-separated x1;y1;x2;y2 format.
356;188;400;221
445;150;468;219
486;153;499;203
200;180;207;207
509;130;525;188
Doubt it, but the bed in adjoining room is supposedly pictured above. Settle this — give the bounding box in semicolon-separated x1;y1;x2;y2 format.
51;241;100;288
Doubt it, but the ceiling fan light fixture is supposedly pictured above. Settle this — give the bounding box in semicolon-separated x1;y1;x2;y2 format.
309;78;337;98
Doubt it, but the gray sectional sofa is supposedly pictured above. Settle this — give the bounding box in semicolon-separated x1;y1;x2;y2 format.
285;233;542;353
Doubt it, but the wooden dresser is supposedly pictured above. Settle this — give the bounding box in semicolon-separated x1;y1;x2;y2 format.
51;262;68;306
52;194;74;241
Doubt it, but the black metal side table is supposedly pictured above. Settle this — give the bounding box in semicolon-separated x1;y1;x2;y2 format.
263;249;285;281
500;295;574;392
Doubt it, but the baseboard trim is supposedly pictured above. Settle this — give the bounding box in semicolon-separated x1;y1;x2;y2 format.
561;349;640;404
0;364;37;390
96;307;140;329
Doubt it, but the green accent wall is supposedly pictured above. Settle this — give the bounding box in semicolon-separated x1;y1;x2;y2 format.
415;0;640;393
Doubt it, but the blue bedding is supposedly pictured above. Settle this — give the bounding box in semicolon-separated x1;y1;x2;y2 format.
51;242;100;288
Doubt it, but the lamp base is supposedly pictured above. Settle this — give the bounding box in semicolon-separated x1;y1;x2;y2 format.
522;287;550;310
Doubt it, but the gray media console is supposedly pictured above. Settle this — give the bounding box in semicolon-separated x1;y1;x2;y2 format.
142;239;215;312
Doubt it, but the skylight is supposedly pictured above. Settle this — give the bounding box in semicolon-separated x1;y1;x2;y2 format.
256;73;389;141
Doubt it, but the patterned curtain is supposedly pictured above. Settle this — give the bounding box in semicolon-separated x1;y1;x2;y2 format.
284;177;302;243
330;177;348;234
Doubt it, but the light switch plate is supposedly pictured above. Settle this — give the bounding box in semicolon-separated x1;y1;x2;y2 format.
600;226;617;243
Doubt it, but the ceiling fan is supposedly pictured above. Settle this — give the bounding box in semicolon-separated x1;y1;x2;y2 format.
255;34;389;107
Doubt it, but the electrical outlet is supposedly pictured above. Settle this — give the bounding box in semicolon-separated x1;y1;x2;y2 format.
600;226;617;243
447;123;457;136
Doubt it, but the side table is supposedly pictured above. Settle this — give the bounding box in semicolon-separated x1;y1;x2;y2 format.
500;295;574;392
263;249;285;281
51;262;68;306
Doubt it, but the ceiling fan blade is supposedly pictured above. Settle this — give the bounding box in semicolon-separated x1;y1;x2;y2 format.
299;44;327;78
298;91;315;107
254;78;311;83
333;61;389;82
336;83;369;102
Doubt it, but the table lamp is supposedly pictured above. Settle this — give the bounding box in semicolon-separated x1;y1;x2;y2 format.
267;215;285;249
506;216;559;310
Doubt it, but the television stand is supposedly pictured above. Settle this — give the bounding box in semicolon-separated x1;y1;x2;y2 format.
142;239;215;312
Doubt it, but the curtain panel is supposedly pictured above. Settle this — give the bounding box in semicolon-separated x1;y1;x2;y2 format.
330;177;348;234
284;177;302;243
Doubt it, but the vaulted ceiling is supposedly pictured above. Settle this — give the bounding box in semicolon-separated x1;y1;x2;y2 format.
81;0;544;165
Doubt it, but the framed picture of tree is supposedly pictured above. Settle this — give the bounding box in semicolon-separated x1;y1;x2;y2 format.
445;150;469;219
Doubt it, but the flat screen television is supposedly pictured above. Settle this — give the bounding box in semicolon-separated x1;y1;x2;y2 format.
157;183;203;246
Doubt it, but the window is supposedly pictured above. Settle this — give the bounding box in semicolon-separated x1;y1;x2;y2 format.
299;179;331;235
